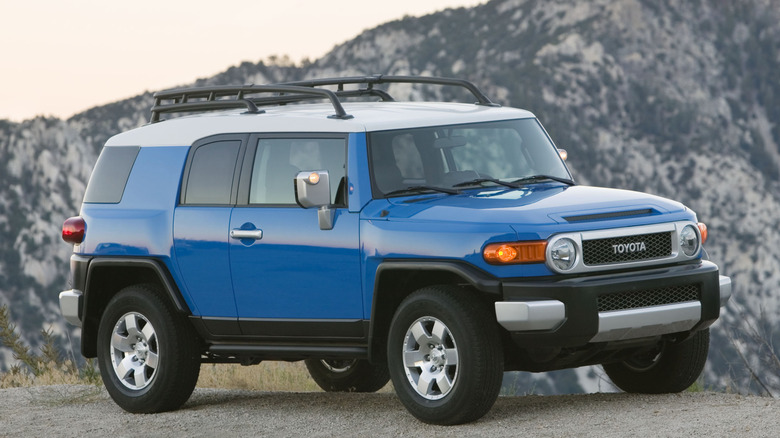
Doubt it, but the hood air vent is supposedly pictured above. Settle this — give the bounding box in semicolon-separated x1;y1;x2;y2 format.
563;209;653;223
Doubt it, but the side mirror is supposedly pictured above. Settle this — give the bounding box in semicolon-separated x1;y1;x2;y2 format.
557;149;568;161
294;170;334;230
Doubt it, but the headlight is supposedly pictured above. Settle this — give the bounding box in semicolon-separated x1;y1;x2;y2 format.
549;238;577;271
679;225;699;256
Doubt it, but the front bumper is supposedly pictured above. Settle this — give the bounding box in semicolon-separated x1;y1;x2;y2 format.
494;261;728;347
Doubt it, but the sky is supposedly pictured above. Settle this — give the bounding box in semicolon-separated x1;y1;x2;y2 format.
0;0;486;122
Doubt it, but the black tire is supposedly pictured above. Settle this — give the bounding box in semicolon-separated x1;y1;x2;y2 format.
387;286;503;425
97;284;201;413
603;328;710;394
304;358;390;392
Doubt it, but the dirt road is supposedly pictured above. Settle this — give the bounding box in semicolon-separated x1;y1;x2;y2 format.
0;385;777;437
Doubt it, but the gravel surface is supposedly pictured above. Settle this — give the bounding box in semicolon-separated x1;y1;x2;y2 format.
0;385;778;437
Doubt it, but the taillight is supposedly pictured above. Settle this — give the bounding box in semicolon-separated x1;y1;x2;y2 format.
62;216;86;244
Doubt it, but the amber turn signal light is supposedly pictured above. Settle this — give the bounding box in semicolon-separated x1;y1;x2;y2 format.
484;241;547;264
697;222;708;245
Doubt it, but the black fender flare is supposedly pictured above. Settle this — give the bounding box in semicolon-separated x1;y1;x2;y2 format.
367;260;501;361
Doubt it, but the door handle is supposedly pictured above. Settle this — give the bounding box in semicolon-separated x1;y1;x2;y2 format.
230;229;263;240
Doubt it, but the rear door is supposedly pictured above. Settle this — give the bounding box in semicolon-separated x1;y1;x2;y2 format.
173;134;246;334
228;134;364;339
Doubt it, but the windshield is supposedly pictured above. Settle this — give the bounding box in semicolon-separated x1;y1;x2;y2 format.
368;118;571;197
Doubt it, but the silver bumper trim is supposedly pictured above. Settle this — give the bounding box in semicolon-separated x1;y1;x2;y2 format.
590;301;700;343
719;275;732;307
495;300;566;331
59;289;83;327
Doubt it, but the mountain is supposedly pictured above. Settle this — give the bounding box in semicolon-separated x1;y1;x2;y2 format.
1;0;779;395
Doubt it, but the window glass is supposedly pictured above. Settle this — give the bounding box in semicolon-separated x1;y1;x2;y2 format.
83;146;140;203
368;118;570;197
183;140;241;205
249;138;346;205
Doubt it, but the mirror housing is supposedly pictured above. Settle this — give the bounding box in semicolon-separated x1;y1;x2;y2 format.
294;170;335;230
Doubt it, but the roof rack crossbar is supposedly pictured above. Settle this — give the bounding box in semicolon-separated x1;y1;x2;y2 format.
150;85;352;123
281;75;498;106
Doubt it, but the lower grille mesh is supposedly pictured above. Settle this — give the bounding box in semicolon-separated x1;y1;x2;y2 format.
598;284;700;312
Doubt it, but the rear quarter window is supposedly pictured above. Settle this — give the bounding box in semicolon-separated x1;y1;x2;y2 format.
83;146;140;203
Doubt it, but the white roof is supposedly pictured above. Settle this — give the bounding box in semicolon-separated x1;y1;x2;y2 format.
105;102;535;147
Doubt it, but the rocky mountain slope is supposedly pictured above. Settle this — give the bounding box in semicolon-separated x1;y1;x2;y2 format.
1;0;779;394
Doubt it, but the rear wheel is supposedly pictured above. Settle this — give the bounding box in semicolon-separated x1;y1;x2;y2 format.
97;284;201;413
387;286;503;425
304;358;389;392
603;329;710;393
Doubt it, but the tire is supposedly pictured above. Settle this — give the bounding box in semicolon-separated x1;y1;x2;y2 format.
387;286;503;425
304;358;390;392
603;328;710;394
97;284;201;413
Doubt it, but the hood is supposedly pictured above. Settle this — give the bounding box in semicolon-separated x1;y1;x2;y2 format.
363;184;690;228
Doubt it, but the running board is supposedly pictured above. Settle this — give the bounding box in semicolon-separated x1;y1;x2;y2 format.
206;344;368;361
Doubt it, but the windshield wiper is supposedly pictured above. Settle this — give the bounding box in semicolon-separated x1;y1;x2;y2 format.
453;177;522;189
511;175;575;186
384;185;461;197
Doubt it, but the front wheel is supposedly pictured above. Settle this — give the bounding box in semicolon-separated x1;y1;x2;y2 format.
387;286;503;425
97;284;201;413
603;328;710;393
304;358;389;392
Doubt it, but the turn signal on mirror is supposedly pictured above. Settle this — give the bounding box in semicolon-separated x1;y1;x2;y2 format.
484;241;547;265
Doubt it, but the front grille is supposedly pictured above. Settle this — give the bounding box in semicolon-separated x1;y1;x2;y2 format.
582;232;672;265
598;284;700;312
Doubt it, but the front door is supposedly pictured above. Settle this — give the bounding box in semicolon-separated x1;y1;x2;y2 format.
228;135;363;338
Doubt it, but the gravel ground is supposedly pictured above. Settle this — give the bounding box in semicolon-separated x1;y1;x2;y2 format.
0;385;778;437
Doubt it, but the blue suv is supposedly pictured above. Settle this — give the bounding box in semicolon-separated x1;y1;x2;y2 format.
60;76;731;424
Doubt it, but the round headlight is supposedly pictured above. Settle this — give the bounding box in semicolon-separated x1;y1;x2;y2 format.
549;238;577;271
680;225;699;257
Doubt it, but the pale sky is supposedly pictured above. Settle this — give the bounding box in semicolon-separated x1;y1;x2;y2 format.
0;0;486;122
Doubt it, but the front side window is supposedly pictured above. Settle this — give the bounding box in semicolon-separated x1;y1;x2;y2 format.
368;118;570;197
249;137;347;205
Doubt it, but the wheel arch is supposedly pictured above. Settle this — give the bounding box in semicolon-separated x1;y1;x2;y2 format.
81;258;191;358
367;261;500;363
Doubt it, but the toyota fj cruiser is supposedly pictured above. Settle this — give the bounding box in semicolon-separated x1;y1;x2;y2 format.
60;75;731;424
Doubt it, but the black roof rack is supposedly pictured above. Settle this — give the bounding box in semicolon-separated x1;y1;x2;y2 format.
149;75;498;123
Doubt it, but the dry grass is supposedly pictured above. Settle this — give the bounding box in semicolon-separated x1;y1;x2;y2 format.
0;359;98;388
197;361;322;391
197;362;394;393
0;304;101;389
